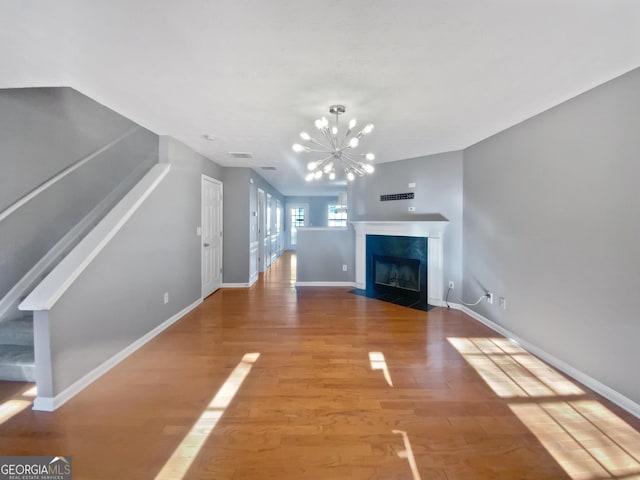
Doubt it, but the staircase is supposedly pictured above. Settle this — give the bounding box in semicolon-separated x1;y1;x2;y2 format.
0;313;35;381
0;87;161;386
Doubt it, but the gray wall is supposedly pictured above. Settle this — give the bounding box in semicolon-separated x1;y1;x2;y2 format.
0;87;158;301
349;151;464;295
0;87;136;212
296;227;355;283
463;67;640;405
39;135;221;397
285;195;341;228
165;136;223;182
222;167;284;284
221;168;251;284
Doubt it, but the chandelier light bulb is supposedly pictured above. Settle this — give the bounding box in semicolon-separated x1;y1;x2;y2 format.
347;171;355;181
329;172;336;180
305;173;314;182
363;163;375;173
331;126;338;135
307;161;317;171
314;170;323;179
300;132;311;141
322;117;329;128
323;161;334;173
292;143;304;152
349;137;360;148
349;118;357;129
362;123;374;134
365;153;375;161
314;119;324;130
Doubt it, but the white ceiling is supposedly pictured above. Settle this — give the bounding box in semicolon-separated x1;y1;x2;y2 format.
2;1;639;195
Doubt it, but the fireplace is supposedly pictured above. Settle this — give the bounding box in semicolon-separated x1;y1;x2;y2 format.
351;219;449;307
363;234;428;309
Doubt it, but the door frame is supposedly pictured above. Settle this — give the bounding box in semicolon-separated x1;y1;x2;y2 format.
257;188;266;272
285;203;309;250
201;174;223;298
265;193;272;269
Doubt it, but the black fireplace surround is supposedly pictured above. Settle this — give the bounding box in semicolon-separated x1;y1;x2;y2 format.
353;234;430;311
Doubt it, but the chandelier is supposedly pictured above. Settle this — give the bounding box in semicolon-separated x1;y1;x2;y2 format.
292;105;375;182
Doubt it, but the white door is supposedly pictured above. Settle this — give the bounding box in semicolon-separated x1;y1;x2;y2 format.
202;176;223;298
257;189;266;272
286;204;308;250
265;193;272;269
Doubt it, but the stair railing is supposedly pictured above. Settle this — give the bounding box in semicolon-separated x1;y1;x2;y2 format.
0;126;140;224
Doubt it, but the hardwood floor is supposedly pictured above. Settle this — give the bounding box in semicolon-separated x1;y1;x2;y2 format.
1;251;639;479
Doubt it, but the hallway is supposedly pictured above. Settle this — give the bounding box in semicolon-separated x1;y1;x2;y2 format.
0;252;639;479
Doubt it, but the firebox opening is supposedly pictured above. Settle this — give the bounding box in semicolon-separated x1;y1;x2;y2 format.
373;255;420;295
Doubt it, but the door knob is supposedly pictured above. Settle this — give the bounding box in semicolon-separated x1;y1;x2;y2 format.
204;243;210;247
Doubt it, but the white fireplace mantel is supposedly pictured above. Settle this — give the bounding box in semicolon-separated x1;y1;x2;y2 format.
350;220;449;306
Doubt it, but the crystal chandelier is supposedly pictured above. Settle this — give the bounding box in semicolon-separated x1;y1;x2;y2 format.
292;105;375;182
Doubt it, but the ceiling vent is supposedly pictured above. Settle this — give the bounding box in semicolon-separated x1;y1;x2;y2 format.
228;152;253;159
260;166;277;171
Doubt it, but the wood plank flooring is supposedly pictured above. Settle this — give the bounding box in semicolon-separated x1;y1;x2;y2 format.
1;251;639;479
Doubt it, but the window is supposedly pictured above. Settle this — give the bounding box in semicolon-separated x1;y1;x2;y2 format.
289;207;306;247
328;204;347;227
290;208;305;227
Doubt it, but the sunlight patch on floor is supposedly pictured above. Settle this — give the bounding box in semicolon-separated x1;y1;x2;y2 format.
289;253;297;285
393;429;422;480
155;353;260;480
447;337;583;398
511;401;640;479
0;384;36;425
369;351;393;387
21;386;37;397
449;337;640;480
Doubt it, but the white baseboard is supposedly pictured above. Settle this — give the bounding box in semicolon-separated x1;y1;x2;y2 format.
0;126;140;224
21;164;171;311
445;301;463;310
32;298;202;412
428;297;448;307
32;396;55;412
295;281;356;287
223;282;252;288
1;146;152;321
458;305;640;419
223;275;259;289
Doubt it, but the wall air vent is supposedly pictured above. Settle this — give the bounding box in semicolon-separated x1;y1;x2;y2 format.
228;152;254;159
380;193;415;202
260;166;277;171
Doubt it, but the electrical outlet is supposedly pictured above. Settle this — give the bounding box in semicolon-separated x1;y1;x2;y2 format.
163;292;169;304
486;292;493;304
499;297;506;310
342;264;348;272
448;281;454;289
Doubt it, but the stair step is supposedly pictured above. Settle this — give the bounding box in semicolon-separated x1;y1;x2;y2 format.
0;345;35;382
0;316;34;346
